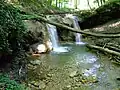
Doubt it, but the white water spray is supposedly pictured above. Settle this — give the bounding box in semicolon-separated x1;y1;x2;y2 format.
72;16;85;45
65;14;85;45
46;24;68;53
47;24;59;48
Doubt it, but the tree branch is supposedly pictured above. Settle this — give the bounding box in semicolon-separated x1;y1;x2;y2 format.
22;14;120;38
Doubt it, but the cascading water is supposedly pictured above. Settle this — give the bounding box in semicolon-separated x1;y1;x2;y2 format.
47;24;59;48
70;15;85;45
46;24;68;53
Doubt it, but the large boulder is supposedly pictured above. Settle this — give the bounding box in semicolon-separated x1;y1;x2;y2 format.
24;20;48;44
23;20;50;51
29;40;53;54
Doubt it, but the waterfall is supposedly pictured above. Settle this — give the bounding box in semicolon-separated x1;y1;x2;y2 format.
46;24;68;53
47;24;59;48
65;14;85;45
72;16;85;45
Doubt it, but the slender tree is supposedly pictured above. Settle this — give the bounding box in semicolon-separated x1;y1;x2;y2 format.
48;0;52;6
59;0;60;8
96;0;100;6
87;0;92;10
56;0;58;7
74;0;77;9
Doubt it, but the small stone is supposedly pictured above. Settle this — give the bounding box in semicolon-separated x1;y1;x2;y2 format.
34;82;39;87
66;85;71;88
30;60;41;65
30;81;36;84
28;64;37;69
75;83;81;87
75;78;79;82
30;81;40;87
30;84;39;90
69;71;77;78
39;81;46;89
47;74;53;77
74;87;78;89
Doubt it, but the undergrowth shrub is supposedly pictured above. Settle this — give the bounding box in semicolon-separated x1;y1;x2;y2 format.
0;74;27;90
0;1;26;56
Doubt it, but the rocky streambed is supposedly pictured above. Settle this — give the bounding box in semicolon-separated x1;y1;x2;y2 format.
26;44;120;90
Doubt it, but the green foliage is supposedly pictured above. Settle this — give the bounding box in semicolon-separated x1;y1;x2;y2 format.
96;0;120;13
0;74;27;90
77;0;120;20
16;0;70;14
0;1;26;54
107;0;120;3
78;0;120;29
77;10;96;20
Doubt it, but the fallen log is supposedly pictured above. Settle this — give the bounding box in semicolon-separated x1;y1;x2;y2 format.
38;11;78;15
22;14;120;38
107;43;120;49
86;44;120;57
96;44;120;52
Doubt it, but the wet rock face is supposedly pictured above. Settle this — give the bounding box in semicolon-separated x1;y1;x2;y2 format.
47;15;75;42
23;20;54;53
24;15;76;49
23;20;48;46
58;16;75;41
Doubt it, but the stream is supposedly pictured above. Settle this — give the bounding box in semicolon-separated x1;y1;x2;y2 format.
27;43;120;90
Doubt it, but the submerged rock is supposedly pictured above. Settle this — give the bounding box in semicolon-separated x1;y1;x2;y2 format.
30;60;41;65
39;81;46;89
47;73;53;77
69;71;78;78
30;81;46;89
66;85;71;88
27;64;37;69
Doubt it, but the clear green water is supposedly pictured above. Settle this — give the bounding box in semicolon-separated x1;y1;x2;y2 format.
28;44;120;90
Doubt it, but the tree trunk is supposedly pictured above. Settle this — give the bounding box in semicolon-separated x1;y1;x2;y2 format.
86;44;120;57
48;0;52;6
22;14;120;38
100;0;103;6
87;0;92;10
59;0;60;8
74;0;77;9
103;0;105;4
96;43;120;52
96;0;100;7
56;0;58;7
